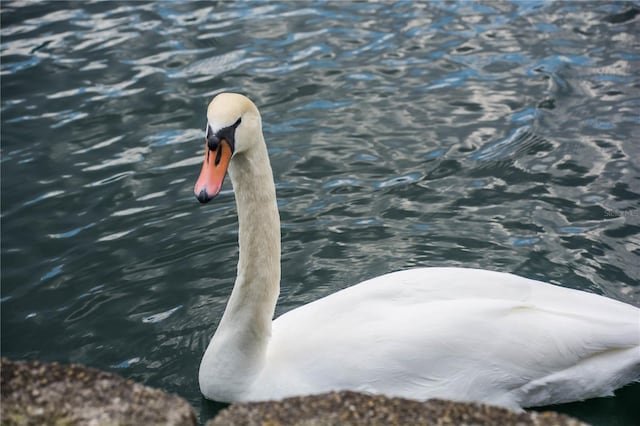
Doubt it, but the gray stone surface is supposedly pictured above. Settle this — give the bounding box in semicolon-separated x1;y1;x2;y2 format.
1;358;588;426
1;358;197;426
207;391;588;426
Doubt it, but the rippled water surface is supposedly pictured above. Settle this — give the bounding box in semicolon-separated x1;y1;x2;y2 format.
2;1;639;424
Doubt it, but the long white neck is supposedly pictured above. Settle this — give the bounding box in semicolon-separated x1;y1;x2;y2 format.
199;134;281;402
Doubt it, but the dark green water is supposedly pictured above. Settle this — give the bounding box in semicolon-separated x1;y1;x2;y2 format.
2;1;639;424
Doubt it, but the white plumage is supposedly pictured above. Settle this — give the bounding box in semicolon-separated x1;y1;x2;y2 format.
194;93;640;410
264;268;639;408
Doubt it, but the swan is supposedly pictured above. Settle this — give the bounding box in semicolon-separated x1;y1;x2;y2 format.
193;92;640;409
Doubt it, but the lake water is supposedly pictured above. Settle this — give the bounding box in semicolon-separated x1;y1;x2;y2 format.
1;1;639;424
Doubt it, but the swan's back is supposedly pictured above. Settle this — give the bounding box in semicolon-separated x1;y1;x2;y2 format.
253;268;640;408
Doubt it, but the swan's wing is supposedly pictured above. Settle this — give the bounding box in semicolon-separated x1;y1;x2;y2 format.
261;268;639;408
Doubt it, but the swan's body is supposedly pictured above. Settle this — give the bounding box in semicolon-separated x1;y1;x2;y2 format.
194;93;640;409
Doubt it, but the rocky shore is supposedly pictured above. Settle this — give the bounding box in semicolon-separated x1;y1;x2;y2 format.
208;391;586;426
1;358;196;426
1;358;586;426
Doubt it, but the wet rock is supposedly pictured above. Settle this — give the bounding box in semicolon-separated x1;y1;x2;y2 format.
1;358;197;426
207;391;587;426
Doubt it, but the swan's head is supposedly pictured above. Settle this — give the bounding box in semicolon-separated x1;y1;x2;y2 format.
194;93;262;203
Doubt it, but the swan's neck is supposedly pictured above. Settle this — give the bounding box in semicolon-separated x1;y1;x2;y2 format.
199;137;281;401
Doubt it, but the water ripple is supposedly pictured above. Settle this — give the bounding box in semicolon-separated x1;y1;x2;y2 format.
2;2;639;424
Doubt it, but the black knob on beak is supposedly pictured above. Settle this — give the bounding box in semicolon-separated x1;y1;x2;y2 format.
207;133;220;151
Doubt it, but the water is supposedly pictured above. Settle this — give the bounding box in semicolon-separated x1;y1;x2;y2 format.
2;1;639;424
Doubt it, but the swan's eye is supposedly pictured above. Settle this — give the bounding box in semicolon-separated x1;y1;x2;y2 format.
206;117;242;152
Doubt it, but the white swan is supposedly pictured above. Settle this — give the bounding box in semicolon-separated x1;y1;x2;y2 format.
194;93;640;409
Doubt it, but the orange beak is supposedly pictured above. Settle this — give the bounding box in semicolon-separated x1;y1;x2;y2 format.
194;139;233;203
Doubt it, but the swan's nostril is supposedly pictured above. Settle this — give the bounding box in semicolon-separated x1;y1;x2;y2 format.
214;143;224;166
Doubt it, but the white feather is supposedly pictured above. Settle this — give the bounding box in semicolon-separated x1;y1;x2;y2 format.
258;268;639;409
